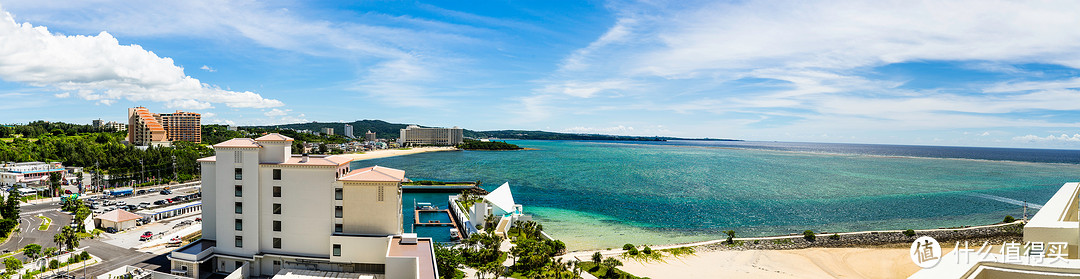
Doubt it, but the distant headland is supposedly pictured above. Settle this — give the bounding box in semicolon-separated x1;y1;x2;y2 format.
245;120;740;142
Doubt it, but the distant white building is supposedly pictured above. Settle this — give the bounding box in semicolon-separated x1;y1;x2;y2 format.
0;162;64;187
398;125;463;146
343;124;354;138
169;133;437;279
321;127;334;136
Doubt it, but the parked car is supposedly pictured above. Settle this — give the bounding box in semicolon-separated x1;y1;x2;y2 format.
64;190;72;194
140;231;153;241
116;201;126;206
136;190;147;195
139;202;151;208
153;200;166;205
105;227;117;233
160;190;172;195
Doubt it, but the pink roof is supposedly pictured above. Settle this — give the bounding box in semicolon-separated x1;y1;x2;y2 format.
95;209;142;222
255;133;294;142
197;156;216;162
339;166;406;182
213;138;261;148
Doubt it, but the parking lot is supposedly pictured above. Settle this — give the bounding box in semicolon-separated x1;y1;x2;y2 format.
85;184;201;215
99;214;201;249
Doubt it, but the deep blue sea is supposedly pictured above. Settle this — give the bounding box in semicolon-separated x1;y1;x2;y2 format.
354;140;1080;250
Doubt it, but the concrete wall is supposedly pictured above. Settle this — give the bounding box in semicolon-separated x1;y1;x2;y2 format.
258;165;335;258
1024;182;1080;258
384;256;418;279
201;161;217;241
329;235;390;264
341;181;402;235
213;147;262;257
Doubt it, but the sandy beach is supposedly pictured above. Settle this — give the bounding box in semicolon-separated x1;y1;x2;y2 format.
336;147;458;161
616;247;919;279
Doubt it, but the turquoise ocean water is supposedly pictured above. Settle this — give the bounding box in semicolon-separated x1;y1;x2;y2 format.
354;140;1080;250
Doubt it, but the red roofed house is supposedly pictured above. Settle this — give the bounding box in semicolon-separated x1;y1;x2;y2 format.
95;209;143;231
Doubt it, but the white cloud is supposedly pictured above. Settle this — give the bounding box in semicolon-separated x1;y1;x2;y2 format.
264;108;290;117
200;65;216;72
563;125;635;134
1014;134;1080;142
0;6;284;110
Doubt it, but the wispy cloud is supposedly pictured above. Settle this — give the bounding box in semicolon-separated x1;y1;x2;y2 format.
200;65;216;72
523;0;1080;143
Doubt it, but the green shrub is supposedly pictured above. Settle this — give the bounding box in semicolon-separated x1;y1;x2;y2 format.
1004;215;1016;223
622;243;634;250
627;246;639;255
753;240;759;244
592;252;602;264
903;229;916;237
803;230;816;242
80;251;90;261
829;234;840;240
49;259;59;269
67;256;78;264
642;246;652;254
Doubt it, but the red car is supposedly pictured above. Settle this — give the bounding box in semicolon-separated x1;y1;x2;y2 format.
140;231;153;241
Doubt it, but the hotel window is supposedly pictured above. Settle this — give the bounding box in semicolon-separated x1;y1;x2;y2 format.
273;221;281;231
235;151;242;163
334;224;343;233
377;186;384;202
273;238;282;249
234;202;242;214
234;219;242;231
333;244;341;256
273;203;282;214
273;186;281;197
273;169;281;180
335;188;342;200
235;185;242;197
335;206;343;218
235;236;243;248
234;168;242;180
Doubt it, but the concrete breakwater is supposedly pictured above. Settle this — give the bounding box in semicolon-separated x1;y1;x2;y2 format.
698;222;1025;252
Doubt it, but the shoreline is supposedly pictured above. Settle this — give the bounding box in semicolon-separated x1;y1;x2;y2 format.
560;222;1023;279
337;147;458;161
562;221;1024;256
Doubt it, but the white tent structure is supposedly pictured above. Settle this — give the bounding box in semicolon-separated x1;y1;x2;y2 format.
468;182;527;237
484;182;517;216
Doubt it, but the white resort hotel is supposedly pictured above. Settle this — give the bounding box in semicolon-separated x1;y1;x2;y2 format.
168;133;438;279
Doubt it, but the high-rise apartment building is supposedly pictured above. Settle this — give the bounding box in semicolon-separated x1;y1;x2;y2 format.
343;124;354;138
92;119;104;127
160;111;202;143
322;127;334;136
127;107;168;146
365;130;376;142
126;107;201;146
397;125;463;146
169;133;437;279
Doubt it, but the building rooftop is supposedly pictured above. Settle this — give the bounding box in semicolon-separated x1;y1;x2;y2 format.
255;133;294;142
280;155;352;166
95;209;143;222
213;138;261;148
484;182;516;214
272;269;377;279
386;237;436;279
339;166;406;182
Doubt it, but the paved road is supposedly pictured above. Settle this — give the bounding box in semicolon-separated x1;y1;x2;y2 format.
1;184;200;278
0;208;69;260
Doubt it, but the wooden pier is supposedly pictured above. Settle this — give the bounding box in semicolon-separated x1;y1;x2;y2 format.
414;209;460;229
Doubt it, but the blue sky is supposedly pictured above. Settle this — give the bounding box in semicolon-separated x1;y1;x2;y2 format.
2;1;1080;148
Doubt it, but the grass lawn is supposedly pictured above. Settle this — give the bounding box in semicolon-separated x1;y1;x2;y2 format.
577;261;645;279
38;216;52;231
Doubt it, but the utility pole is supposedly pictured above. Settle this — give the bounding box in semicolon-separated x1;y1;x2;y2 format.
139;159;145;196
172;155;178;181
